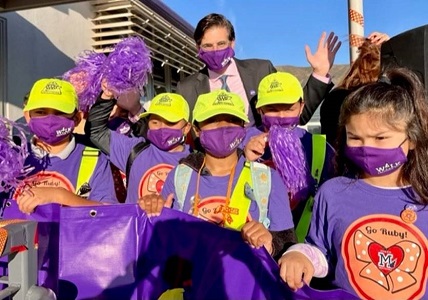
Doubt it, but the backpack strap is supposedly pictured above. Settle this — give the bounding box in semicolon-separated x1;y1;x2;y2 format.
76;146;100;196
225;161;272;231
173;164;193;211
125;140;150;188
295;134;326;242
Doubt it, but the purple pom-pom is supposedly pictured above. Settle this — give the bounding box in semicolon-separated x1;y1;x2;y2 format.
103;36;152;95
63;50;107;113
269;126;311;201
0;117;32;193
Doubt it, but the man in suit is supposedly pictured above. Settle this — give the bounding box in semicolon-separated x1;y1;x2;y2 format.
177;13;341;127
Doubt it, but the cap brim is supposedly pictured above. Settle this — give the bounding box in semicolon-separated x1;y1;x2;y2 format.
256;96;300;108
193;109;249;124
139;110;185;123
24;97;76;114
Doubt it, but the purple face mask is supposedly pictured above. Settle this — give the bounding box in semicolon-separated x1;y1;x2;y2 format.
200;126;245;158
344;143;408;176
108;117;132;136
147;128;184;151
262;115;300;130
198;47;235;71
28;114;75;145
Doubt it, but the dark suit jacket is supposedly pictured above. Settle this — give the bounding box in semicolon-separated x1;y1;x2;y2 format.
176;58;334;126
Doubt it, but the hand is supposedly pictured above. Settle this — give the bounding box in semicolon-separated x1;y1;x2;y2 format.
278;251;314;291
16;187;63;214
116;88;142;117
139;193;173;217
367;31;390;46
305;32;342;77
101;78;115;100
241;220;273;254
244;132;268;161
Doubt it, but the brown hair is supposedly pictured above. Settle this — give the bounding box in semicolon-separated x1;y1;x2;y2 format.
336;67;428;204
193;13;235;46
338;39;381;90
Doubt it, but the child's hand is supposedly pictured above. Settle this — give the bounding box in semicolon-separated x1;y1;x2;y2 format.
241;220;273;254
16;187;59;214
278;251;314;291
139;193;173;217
244;133;268;161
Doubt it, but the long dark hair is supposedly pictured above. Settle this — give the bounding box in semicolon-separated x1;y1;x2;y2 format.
336;67;428;204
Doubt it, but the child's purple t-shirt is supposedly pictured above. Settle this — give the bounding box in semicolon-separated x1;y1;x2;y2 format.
161;155;294;231
108;131;191;203
307;176;428;300
18;141;116;203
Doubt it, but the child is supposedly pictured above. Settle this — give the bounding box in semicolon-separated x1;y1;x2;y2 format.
244;72;335;241
140;90;297;258
279;68;428;300
85;89;192;203
14;78;117;213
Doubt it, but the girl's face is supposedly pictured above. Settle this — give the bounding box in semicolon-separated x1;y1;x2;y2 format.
260;102;304;118
345;112;413;153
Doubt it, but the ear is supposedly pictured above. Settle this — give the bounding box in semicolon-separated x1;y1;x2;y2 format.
183;122;192;136
230;40;236;49
74;111;84;126
193;125;201;138
408;139;416;151
299;101;305;115
24;111;30;124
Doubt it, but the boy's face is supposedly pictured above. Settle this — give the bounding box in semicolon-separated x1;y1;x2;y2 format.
25;108;80;125
148;115;191;135
197;114;243;133
260;102;304;118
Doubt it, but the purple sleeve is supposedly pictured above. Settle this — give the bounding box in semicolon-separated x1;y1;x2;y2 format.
305;188;329;256
160;167;178;209
241;127;263;148
267;169;294;231
109;131;145;172
88;152;118;203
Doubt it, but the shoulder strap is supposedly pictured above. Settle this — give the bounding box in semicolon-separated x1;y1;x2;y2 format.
226;161;272;231
295;134;327;242
173;164;193;211
125;140;150;188
76;146;100;195
249;161;271;228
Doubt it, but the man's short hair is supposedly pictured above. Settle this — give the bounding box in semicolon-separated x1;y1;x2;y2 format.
193;13;235;46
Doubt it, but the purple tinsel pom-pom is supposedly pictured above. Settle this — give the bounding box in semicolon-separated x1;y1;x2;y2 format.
63;51;107;113
269;126;311;200
103;36;152;95
0;117;32;193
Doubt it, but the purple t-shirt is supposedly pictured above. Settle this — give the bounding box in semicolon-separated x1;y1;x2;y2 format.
307;176;428;300
19;141;116;203
161;155;294;231
109;131;191;203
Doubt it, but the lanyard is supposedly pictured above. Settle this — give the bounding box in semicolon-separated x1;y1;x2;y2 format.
192;158;238;223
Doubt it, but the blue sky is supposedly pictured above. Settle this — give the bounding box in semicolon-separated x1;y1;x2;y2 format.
163;0;428;67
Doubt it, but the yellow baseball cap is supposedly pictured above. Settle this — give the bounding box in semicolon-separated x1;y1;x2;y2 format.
25;78;78;114
140;93;189;122
192;89;249;124
256;72;304;108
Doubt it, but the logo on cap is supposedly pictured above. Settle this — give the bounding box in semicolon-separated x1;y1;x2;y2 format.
268;79;283;93
156;95;172;106
213;92;234;106
41;81;62;95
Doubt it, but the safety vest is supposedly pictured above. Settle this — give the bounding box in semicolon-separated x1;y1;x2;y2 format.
174;161;271;231
75;146;100;197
